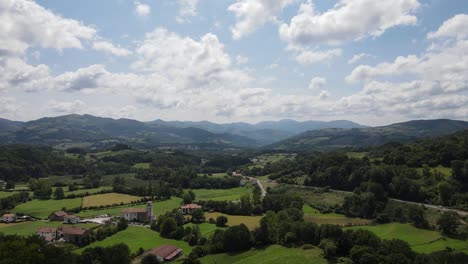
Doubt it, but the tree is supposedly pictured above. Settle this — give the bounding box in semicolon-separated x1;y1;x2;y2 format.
183;193;193;204
53;187;65;200
29;179;52;199
5;181;15;190
141;254;161;264
160;217;178;237
223;224;252;252
113;176;126;193
216;216;228;227
319;239;337;259
408;206;428;228
117;218;128;231
437;211;460;235
191;209;205;223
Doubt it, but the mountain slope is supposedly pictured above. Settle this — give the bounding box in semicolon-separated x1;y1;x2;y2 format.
266;119;468;151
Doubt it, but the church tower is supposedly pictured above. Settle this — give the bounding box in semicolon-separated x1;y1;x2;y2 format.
146;202;154;222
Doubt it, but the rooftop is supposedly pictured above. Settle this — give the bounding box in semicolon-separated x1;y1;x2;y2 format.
37;227;57;233
62;226;88;235
147;245;182;261
181;204;202;209
3;214;16;217
52;211;68;217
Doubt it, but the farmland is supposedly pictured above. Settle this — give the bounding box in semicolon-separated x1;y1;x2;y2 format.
346;223;468;254
303;205;372;226
0;221;97;236
82;193;142;208
78;226;192;255
201;245;326;264
205;212;262;230
13;198;83;218
194;186;252;202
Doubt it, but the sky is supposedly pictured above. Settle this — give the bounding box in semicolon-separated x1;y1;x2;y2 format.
0;0;467;126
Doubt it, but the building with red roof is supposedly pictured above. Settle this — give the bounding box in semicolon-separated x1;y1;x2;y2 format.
179;203;202;215
144;245;182;262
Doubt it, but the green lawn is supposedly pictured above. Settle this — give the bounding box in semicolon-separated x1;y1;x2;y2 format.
0;191;17;199
194;187;252;202
0;221;97;236
13;198;83;218
302;205;372;226
346;223;468;254
78;197;182;218
201;245;326;264
205;212;262;230
185;222;222;237
132;163;151;169
78;226;192;255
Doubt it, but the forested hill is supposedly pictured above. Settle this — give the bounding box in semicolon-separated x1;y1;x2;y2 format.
0;114;257;149
265;119;468;151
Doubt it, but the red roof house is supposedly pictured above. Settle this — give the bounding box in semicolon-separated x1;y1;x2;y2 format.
145;245;182;262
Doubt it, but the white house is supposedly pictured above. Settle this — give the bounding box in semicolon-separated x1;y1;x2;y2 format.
63;214;80;224
37;227;61;242
179;204;202;215
2;214;17;223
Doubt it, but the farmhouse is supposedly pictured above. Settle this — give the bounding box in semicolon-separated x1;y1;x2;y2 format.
2;213;17;223
179;203;202;215
62;226;89;245
144;245;182;262
49;211;69;221
121;202;153;222
232;171;243;177
37;227;61;242
63;214;80;224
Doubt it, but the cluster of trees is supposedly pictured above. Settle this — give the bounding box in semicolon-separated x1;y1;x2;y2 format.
0;191;30;214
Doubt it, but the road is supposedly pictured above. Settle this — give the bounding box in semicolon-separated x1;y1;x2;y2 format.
247;176;267;198
287;184;468;217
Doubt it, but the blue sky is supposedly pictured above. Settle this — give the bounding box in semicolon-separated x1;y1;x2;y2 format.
0;0;467;126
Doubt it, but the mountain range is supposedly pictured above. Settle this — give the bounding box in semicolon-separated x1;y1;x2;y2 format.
0;115;467;151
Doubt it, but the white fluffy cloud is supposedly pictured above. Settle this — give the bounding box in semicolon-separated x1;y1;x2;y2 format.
293;48;342;65
134;1;151;17
48;99;86;113
92;41;131;56
228;0;295;40
348;53;372;64
427;14;468;40
176;0;199;23
308;77;327;91
279;0;420;47
0;0;96;55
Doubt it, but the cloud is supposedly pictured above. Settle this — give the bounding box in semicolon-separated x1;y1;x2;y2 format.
308;77;327;92
134;1;151;17
293;48;342;65
279;0;420;47
427;14;468;40
318;90;330;99
348;53;372;64
0;0;96;55
92;41;131;56
0;97;19;114
176;0;199;23
48;99;86;113
228;0;295;40
235;55;249;65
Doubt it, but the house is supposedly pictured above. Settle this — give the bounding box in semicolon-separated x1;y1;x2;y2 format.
121;202;153;222
63;214;80;224
61;226;89;245
49;211;69;221
144;245;182;262
179;204;202;215
37;227;61;242
232;171;243;177
2;213;17;223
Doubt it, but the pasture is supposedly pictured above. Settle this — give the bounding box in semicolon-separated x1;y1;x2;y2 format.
303;205;372;226
132;163;151;169
185;222;221;237
0;221;97;236
0;191;17;199
82;193;142;208
204;212;261;230
194;186;252;202
77;226;192;255
101;173;148;188
78;197;182;218
346;223;468;254
13;198;83;218
201;244;326;264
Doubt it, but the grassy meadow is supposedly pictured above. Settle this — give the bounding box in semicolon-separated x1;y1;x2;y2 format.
194;186;252;202
201;245;326;264
0;221;97;236
302;205;372;226
13;198;83;218
82;193;142;208
204;212;262;230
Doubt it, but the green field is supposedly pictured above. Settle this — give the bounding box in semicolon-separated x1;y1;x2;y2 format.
65;186;112;196
249;153;295;169
303;205;372;226
416;165;452;177
13;198;83;218
185;222;221;237
82;193;142;208
0;221;97;236
194;186;253;202
346;152;368;159
201;245;326;264
291;186;350;208
132;163;151;169
205;212;262;230
101;173;148;188
78;197;182;218
347;223;468;254
78;226;192;255
0;191;17;199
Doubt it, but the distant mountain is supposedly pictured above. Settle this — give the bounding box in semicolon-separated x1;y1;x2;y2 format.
149;119;366;145
0;114;257;149
266;119;468;151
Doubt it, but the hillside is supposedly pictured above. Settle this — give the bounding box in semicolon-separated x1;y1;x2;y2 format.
0;115;257;149
266;119;468;151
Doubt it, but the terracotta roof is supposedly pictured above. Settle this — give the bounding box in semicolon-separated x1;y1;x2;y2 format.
147;245;182;261
121;208;146;213
65;214;79;218
37;227;58;233
181;204;201;209
3;214;16;217
62;226;88;235
52;211;68;217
